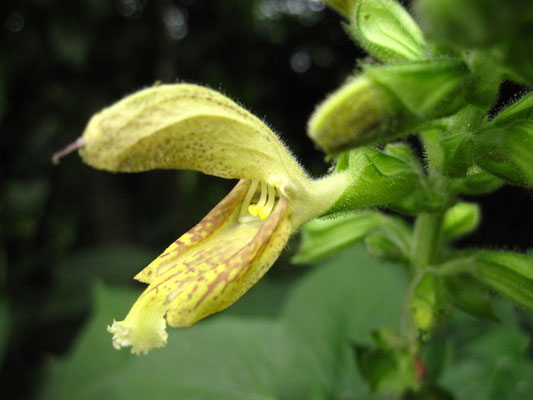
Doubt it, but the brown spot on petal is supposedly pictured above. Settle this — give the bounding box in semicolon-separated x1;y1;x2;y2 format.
193;196;289;309
135;180;250;283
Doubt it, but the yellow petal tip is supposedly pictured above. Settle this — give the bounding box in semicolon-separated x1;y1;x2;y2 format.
107;316;168;355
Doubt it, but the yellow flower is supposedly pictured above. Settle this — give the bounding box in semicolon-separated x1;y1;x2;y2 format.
60;83;349;354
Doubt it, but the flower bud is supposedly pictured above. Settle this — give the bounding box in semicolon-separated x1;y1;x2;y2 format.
350;0;426;63
473;93;533;187
308;59;470;154
442;202;480;240
308;76;385;153
410;272;447;336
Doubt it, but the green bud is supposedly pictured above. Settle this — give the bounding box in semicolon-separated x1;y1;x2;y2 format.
410;272;447;336
474;120;533;187
309;59;470;153
308;75;385;153
474;251;533;311
326;146;419;214
442;202;480;240
292;211;383;264
350;0;426;63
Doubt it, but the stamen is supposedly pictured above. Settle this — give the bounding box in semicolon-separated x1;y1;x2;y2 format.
240;180;259;219
248;181;267;217
239;180;278;222
258;184;276;221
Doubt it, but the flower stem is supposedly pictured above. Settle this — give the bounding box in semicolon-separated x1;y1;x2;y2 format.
410;211;445;269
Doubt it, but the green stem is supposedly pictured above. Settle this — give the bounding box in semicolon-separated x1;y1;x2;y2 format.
410;211;445;269
402;211;445;342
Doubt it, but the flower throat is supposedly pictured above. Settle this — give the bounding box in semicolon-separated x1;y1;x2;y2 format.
240;180;278;222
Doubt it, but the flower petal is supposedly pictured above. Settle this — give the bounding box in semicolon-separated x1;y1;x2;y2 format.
166;195;291;326
109;180;292;354
134;180;251;284
79;84;306;187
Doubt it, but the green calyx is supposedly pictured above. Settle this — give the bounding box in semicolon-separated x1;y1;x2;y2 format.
473;92;533;187
350;0;427;63
324;146;419;215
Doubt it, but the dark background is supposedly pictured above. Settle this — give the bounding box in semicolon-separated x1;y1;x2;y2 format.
0;0;531;398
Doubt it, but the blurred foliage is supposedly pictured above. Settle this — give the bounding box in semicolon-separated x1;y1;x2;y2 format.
0;0;532;399
42;246;405;400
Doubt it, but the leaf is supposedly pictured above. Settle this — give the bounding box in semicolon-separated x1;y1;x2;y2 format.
292;212;384;264
42;246;405;400
42;283;137;400
443;274;494;320
439;301;533;400
44;245;154;319
473;251;533;311
282;245;406;398
355;329;419;394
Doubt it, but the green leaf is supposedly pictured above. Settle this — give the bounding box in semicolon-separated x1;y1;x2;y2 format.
443;274;494;320
351;0;426;63
43;246;406;400
474;251;533;311
491;91;533;126
42;283;138;400
44;246;154;319
478;251;533;280
403;385;456;400
442;202;480;240
292;211;384;264
439;301;533;400
355;329;419;394
282;245;406;398
364;215;412;263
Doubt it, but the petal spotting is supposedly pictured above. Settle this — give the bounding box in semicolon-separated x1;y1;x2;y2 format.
77;84;307;188
108;180;292;354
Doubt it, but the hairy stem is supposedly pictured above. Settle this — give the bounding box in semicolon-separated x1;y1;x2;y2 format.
410;211;445;269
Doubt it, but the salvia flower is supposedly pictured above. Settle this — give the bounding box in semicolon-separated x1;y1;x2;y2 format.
56;84;350;354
